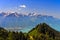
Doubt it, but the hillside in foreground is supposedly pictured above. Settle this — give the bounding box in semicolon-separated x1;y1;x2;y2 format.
28;23;60;40
0;23;60;40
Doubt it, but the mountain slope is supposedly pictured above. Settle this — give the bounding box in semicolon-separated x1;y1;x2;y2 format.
0;12;60;32
28;23;60;40
0;23;60;40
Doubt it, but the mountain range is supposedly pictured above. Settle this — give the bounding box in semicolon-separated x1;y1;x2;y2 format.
0;12;60;32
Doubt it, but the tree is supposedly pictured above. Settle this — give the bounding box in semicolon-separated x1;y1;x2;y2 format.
0;27;8;40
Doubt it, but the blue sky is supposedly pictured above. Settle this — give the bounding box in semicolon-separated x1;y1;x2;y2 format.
0;0;60;18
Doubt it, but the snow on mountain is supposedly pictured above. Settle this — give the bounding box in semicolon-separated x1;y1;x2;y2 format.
0;12;60;32
0;12;45;17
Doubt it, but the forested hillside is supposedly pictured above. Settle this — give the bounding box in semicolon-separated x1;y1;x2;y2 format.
29;23;60;40
0;23;60;40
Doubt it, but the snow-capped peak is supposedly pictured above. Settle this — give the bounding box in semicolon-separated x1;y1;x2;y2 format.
0;12;54;18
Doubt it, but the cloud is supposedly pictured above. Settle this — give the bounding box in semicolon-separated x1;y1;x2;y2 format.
3;5;26;13
19;5;26;8
0;4;27;14
30;17;37;22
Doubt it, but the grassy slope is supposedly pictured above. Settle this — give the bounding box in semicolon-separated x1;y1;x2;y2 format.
28;23;60;40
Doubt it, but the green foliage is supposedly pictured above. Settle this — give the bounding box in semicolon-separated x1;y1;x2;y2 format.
0;27;8;40
29;23;60;40
0;23;60;40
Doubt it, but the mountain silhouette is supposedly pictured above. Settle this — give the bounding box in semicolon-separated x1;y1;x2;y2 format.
0;12;60;32
28;23;60;40
0;23;60;40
